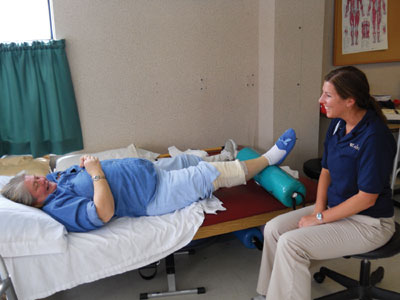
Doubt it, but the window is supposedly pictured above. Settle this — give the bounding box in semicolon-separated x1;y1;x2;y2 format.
0;0;52;43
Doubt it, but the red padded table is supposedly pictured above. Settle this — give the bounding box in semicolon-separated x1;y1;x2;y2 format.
193;176;318;240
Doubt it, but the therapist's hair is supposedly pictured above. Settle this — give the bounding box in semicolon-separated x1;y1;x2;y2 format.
1;173;36;206
325;66;387;123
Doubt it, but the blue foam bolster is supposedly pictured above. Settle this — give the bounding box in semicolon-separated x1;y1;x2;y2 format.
237;147;306;207
234;227;263;249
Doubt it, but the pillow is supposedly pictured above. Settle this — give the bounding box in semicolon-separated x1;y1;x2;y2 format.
0;176;67;258
55;144;139;171
0;156;50;176
136;147;161;162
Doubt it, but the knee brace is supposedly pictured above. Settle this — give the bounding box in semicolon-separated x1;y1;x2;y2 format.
208;160;247;191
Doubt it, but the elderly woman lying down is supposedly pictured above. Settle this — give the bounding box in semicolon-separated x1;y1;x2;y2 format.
1;129;296;232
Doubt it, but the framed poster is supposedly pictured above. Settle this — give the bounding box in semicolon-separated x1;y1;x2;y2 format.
334;0;400;65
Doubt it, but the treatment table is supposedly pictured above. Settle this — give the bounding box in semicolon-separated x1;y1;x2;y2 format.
139;174;317;299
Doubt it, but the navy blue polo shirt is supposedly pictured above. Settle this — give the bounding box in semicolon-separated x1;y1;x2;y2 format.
321;109;396;218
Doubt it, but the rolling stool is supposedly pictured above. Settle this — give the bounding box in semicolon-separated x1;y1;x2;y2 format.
314;222;400;300
303;158;322;180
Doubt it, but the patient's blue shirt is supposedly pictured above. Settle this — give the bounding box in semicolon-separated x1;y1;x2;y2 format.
43;158;158;232
42;155;219;232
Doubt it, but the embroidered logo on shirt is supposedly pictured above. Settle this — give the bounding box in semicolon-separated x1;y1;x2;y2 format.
349;143;360;151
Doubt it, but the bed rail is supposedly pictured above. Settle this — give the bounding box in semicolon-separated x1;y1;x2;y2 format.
0;255;18;300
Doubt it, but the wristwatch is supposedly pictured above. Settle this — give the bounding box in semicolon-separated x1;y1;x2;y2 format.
316;212;323;223
92;175;106;182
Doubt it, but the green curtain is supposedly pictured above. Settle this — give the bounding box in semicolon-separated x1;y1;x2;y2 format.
0;39;83;157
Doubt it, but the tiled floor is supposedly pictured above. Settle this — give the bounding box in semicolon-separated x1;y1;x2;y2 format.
43;205;400;300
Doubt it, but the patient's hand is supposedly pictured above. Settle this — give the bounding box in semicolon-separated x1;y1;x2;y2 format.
80;155;103;176
80;155;114;222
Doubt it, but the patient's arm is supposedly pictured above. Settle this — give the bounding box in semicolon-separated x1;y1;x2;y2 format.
80;155;115;223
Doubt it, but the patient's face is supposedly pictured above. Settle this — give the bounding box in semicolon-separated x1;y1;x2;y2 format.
24;175;57;207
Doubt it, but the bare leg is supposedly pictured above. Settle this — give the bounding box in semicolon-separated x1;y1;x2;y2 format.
243;156;269;181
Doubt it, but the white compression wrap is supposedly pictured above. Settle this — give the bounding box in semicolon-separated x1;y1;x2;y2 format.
208;160;247;191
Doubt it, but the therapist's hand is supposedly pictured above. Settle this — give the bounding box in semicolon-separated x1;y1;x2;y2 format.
298;214;322;228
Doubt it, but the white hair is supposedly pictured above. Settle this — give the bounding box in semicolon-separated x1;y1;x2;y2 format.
1;173;36;206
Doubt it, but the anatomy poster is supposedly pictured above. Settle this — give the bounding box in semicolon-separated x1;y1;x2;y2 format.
342;0;388;54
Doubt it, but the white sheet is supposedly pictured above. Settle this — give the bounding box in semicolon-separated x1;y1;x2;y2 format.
4;197;224;300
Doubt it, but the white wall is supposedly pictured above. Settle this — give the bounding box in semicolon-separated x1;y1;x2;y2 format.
257;0;274;152
52;0;259;153
259;0;325;171
52;0;325;172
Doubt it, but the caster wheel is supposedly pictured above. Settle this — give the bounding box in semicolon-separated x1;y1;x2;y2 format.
371;266;384;284
314;272;325;283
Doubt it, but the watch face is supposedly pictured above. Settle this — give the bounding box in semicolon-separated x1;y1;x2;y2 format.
92;175;105;181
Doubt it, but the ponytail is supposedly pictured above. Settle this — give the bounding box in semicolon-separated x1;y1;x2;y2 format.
325;66;387;124
369;96;388;124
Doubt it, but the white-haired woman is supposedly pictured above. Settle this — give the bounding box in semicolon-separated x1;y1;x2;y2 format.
2;129;296;233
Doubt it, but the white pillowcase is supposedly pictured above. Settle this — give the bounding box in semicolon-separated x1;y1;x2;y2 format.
0;176;67;258
0;156;50;176
55;144;139;171
0;144;161;258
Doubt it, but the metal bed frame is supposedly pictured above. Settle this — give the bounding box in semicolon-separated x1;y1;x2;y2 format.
139;178;315;299
0;255;17;300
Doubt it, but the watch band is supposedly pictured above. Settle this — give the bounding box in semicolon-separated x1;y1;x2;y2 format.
92;175;106;181
316;212;323;223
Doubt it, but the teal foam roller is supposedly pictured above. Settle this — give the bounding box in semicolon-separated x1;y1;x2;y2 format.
237;147;306;208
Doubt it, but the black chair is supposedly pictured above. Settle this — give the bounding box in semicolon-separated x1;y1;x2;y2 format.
303;159;400;299
314;222;400;300
303;158;322;180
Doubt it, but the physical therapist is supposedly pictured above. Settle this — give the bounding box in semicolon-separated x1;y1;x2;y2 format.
252;66;397;300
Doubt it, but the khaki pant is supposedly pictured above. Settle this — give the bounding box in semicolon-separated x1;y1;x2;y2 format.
256;205;395;300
